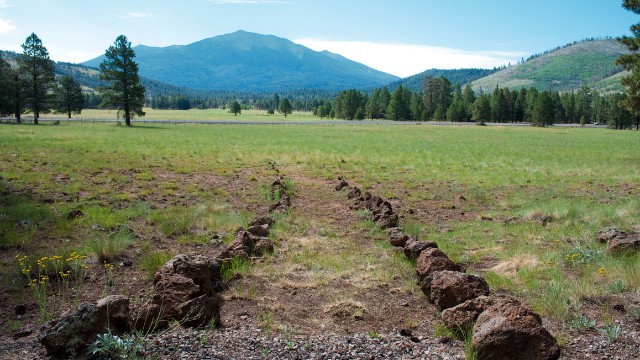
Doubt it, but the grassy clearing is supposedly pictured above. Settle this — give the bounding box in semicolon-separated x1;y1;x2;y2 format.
0;121;638;334
36;108;318;122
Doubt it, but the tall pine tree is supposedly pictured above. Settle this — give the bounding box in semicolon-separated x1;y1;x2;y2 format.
99;35;145;126
19;33;55;124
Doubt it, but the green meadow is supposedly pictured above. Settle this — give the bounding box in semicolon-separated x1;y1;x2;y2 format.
0;122;638;333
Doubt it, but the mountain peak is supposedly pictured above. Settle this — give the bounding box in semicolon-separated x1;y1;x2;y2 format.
84;31;398;92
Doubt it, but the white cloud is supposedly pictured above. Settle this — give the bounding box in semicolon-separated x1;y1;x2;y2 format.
49;49;103;64
117;12;152;19
0;1;12;8
0;18;15;34
295;39;528;78
208;0;286;4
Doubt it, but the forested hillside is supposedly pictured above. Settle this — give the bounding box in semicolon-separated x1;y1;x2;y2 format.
471;39;627;93
390;68;500;92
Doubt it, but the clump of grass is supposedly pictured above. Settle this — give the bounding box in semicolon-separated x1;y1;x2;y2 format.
599;322;621;343
221;256;252;283
534;282;571;322
402;220;423;241
90;226;135;262
434;322;456;338
139;251;172;280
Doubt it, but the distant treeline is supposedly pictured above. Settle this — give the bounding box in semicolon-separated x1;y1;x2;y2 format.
314;76;638;129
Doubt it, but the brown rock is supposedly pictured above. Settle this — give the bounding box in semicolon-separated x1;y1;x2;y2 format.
377;213;399;229
335;180;349;191
473;297;560;360
421;270;490;309
403;239;438;260
416;248;461;281
596;227;624;243
440;295;497;331
608;232;640;254
247;224;270;237
347;187;361;200
155;253;221;295
176;294;222;328
387;228;411;247
144;254;224;329
39;295;130;357
248;216;275;228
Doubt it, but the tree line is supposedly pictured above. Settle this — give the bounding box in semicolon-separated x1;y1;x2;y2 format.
317;76;639;129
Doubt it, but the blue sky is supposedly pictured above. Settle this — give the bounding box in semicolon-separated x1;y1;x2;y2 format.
0;0;636;77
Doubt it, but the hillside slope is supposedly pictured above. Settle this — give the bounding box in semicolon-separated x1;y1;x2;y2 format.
471;39;627;92
83;30;399;93
390;68;499;92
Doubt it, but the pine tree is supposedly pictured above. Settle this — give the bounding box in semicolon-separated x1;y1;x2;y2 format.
0;58;13;117
618;0;640;129
19;33;56;124
54;75;84;118
278;98;292;117
230;100;241;116
99;35;145;126
532;91;554;127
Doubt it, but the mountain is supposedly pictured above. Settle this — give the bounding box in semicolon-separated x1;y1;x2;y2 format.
83;30;399;93
471;38;628;93
388;68;500;92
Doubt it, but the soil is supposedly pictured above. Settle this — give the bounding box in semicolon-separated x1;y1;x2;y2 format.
0;167;639;359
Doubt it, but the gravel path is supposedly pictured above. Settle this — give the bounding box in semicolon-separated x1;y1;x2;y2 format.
141;325;464;360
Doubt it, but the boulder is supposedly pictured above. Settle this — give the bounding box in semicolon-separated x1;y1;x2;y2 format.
403;239;438;260
155;253;221;295
608;232;640;255
347;187;361;200
416;248;461;281
39;295;130;357
387;228;411;247
138;254;223;330
249;216;275;228
421;270;490;310
335;180;349;191
440;295;497;331
270;194;291;212
472;297;560;360
247;224;270;237
377;213;399;229
219;229;273;260
67;209;83;220
596;227;624;243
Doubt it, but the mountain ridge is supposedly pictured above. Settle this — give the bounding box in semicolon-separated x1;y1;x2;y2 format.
83;30;400;93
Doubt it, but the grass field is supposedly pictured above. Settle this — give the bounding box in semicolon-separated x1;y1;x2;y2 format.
34;108;318;121
0;121;638;352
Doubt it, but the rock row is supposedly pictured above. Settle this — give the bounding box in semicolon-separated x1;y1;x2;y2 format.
39;176;292;358
336;179;560;360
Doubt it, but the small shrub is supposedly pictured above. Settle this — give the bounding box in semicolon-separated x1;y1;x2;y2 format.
599;323;621;343
563;244;603;267
607;279;627;294
89;333;142;359
569;314;596;333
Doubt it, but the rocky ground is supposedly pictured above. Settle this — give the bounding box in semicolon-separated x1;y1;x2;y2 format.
1;173;639;359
